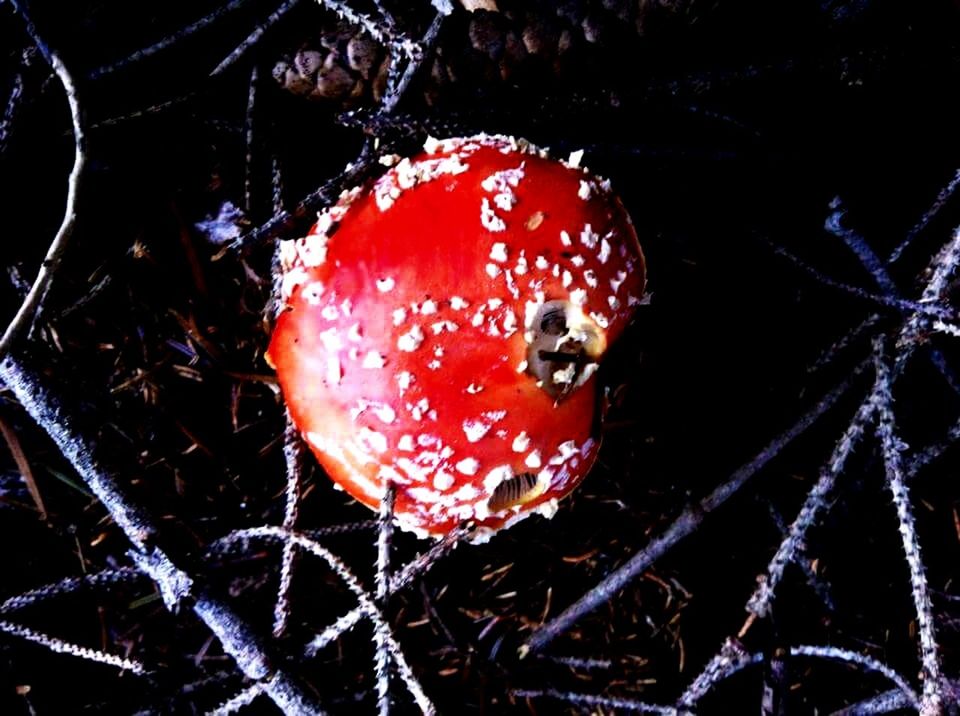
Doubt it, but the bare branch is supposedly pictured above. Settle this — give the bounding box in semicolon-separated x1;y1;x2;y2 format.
209;0;305;78
206;682;266;716
375;484;396;715
0;618;146;674
227;526;436;714
273;412;304;638
873;340;943;715
888;168;960;265
514;688;677;714
0;354;324;715
88;0;253;80
1;567;142;613
0;2;86;358
522;362;864;656
677;638;760;709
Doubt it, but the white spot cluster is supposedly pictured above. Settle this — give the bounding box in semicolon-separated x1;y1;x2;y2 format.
374;154;469;212
362;351;386;369
302;282;325;305
489;242;509;263
397;324;425;352
512;431;531;452
430;320;459;335
580;224;599;250
481;198;507;232
376;277;395;293
455;457;479;475
462;419;492;443
396;371;414;396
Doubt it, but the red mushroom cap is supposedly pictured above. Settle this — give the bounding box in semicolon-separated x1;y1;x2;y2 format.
266;134;645;540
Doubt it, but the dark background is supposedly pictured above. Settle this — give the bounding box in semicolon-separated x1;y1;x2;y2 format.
2;0;960;712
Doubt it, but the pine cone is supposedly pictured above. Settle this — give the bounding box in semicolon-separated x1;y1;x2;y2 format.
271;1;707;107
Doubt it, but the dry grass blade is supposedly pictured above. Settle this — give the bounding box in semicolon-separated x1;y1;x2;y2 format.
0;412;47;519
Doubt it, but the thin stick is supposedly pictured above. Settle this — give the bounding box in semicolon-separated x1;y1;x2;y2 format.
828;202;960;395
0;3;86;358
243;65;259;216
375;484;396;715
0;619;146;674
790;645;919;708
380;9;447;115
206;683;265;716
873;341;943;714
209;0;305;78
514;688;676;714
677;638;759;709
746;390;875;618
522;362;864;655
0;354;324;716
0;567;141;613
88;0;253;79
226;150;379;254
230;526;436;715
314;0;403;47
272;412;304;637
888;168;960;265
0;47;32;156
768;242;954;322
826;203;899;295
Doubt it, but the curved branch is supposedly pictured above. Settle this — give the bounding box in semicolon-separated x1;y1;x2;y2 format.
0;2;86;358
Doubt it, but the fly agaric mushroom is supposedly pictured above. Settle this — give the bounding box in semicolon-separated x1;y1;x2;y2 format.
266;134;645;540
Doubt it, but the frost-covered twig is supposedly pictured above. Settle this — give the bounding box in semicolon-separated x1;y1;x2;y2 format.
904;414;960;480
826;201;898;295
243;65;260;217
873;341;943;714
678;643;919;712
791;644;919;708
380;7;448;115
228;526;436;714
746;391;874;618
273;412;304;637
314;0;410;48
375;484;396;715
209;0;305;77
0;354;323;715
523;362;864;655
389;523;466;594
0;2;86;358
896;227;960;356
514;688;676;714
809;313;880;374
888;167;960;265
304;523;464;657
0;618;146;674
677;638;759;709
765;503;834;613
227;151;380;253
747;225;960;620
768;242;954;321
88;0;253;79
828;200;960;395
0;567;142;613
206;682;265;716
